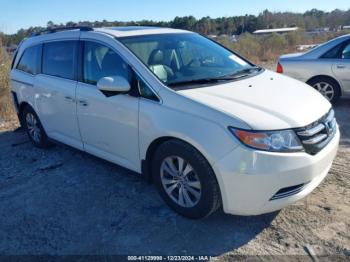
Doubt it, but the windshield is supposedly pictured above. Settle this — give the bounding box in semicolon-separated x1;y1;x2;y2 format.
119;33;257;88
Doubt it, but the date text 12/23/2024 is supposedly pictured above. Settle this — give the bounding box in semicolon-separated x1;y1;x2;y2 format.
127;256;217;261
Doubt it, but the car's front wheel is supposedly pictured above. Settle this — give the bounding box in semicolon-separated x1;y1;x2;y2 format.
22;106;50;148
308;77;341;104
152;139;221;219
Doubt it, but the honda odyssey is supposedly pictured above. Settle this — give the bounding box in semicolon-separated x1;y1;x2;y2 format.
10;26;339;218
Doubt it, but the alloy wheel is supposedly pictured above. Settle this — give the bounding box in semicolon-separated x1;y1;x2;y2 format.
313;82;335;101
160;156;202;208
26;113;41;143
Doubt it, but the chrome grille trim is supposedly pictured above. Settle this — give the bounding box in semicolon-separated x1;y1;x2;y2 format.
297;123;325;137
295;109;336;155
302;134;328;145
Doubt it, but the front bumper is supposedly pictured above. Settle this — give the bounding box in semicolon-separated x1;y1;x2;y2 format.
213;127;340;216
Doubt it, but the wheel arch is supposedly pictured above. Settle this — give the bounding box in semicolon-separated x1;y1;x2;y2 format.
18;101;33;126
141;136;214;183
142;136;184;182
141;135;223;215
306;75;342;96
18;101;48;134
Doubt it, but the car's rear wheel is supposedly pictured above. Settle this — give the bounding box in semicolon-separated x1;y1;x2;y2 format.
152;139;221;219
308;77;341;104
22;106;50;148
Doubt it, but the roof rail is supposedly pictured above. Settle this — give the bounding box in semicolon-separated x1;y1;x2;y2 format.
31;26;93;37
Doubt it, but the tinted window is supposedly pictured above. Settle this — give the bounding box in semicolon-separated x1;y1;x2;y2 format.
341;43;350;59
322;44;343;59
16;45;41;75
83;41;131;85
42;41;77;80
322;41;350;59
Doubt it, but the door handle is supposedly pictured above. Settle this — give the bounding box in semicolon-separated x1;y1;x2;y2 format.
64;96;75;102
78;100;89;106
336;64;345;69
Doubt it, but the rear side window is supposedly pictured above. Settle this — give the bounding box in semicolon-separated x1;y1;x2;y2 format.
42;41;78;80
16;45;41;75
341;43;350;59
321;40;350;59
321;44;343;59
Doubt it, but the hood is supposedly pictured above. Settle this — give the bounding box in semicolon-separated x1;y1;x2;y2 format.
178;70;331;130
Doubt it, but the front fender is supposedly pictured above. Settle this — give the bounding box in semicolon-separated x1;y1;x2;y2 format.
138;99;238;168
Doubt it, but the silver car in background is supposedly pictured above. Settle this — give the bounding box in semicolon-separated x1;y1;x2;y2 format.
277;34;350;103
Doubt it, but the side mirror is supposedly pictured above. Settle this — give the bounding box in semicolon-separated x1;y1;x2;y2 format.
97;76;131;93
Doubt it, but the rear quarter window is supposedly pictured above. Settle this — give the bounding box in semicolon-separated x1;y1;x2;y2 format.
321;40;350;59
16;45;41;75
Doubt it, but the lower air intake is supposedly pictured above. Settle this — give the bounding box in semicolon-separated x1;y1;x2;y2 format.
270;183;307;201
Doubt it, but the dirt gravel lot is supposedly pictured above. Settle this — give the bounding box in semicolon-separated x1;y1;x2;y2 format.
0;99;349;258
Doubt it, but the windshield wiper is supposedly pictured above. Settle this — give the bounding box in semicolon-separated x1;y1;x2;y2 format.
167;66;262;87
224;66;262;78
167;78;227;87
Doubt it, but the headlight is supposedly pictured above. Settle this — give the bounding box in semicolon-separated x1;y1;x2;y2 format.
229;127;304;152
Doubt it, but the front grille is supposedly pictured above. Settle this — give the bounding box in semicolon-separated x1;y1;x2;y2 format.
295;109;337;155
270;183;307;200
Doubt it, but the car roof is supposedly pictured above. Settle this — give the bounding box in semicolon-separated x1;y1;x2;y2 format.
334;33;350;40
95;26;192;37
21;26;192;47
18;26;193;52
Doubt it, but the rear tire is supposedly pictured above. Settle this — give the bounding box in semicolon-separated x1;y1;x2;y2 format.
22;106;51;148
152;139;221;219
307;77;341;104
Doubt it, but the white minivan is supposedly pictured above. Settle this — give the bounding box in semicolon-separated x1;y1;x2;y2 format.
10;26;339;218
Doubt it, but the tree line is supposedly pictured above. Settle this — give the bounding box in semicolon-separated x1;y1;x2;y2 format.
1;8;350;45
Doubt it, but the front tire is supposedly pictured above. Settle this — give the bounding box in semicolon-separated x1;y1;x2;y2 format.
22;106;50;148
308;77;341;104
152;139;221;219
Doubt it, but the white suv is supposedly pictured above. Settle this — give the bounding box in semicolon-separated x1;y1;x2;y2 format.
10;26;339;218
